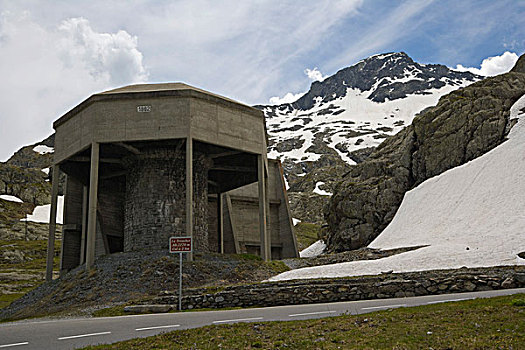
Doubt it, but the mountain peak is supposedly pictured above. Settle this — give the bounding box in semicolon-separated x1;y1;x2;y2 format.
287;52;481;110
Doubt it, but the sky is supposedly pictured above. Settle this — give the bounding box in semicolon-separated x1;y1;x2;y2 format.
0;0;524;161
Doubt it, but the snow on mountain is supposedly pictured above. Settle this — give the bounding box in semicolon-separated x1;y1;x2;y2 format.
270;94;525;281
260;52;481;171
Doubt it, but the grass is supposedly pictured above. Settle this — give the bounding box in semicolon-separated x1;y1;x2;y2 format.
267;260;290;274
512;298;525;307
0;239;60;309
83;293;525;349
294;222;321;251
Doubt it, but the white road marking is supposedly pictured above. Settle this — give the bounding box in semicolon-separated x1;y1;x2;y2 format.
426;298;471;304
58;331;111;340
135;324;180;331
0;342;29;348
95;313;172;320
289;311;337;317
212;317;263;324
361;304;406;310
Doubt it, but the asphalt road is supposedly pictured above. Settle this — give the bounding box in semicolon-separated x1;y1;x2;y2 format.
1;288;524;349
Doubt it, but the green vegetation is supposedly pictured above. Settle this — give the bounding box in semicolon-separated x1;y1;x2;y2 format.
0;239;60;309
267;260;290;274
512;298;525;307
293;222;321;251
84;294;525;349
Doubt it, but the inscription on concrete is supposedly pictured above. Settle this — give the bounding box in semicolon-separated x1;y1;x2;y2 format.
136;105;152;112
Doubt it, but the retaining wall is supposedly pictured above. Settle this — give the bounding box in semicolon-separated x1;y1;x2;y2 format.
136;266;525;311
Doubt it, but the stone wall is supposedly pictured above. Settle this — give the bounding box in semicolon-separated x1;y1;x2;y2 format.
123;146;212;253
138;266;525;311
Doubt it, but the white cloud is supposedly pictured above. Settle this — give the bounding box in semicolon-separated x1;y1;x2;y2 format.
269;92;305;105
58;18;147;86
269;67;328;104
454;51;519;76
305;67;327;82
0;12;147;161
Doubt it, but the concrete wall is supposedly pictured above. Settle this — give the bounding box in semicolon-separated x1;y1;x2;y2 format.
190;98;265;155
54;98;190;164
60;176;83;271
224;160;298;259
97;178;125;254
54;94;265;164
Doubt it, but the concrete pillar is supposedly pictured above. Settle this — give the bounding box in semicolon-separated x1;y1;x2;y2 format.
85;143;100;269
217;193;223;254
258;155;270;261
186;137;193;261
45;164;60;281
58;174;67;274
265;172;271;259
80;185;88;264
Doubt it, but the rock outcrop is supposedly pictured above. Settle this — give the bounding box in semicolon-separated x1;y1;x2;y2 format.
325;56;525;252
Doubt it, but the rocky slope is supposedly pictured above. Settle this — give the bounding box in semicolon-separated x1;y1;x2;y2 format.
325;54;525;252
0;135;58;240
257;52;481;224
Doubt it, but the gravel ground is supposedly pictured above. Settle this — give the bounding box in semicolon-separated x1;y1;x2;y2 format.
0;250;282;321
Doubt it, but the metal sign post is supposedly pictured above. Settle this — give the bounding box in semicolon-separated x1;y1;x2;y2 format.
169;236;192;311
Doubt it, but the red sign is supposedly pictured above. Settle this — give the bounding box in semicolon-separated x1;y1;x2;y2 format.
170;236;192;253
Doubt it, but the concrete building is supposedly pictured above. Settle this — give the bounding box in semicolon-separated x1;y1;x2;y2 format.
45;83;298;280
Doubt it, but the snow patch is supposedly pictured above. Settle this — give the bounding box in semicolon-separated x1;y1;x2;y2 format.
0;195;23;203
33;145;54;155
22;196;64;224
300;240;326;258
313;181;332;196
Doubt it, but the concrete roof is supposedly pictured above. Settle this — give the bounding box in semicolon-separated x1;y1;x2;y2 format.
100;83;246;105
54;82;261;129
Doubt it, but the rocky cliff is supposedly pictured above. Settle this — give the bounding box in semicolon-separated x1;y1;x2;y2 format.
325;54;525;252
